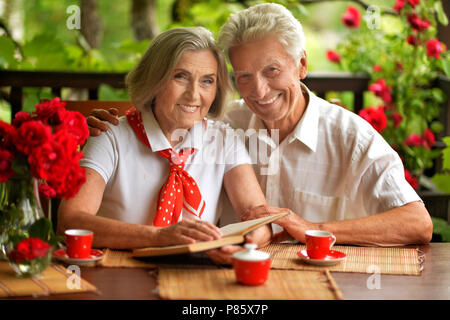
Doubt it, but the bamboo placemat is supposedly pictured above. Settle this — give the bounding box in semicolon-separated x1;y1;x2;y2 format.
97;249;157;268
158;267;343;300
0;261;97;297
264;244;424;275
97;249;218;268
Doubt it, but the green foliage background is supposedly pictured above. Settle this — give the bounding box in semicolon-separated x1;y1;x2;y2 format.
0;0;406;117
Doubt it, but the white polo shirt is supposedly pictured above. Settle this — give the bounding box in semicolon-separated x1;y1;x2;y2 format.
221;85;421;230
80;107;251;226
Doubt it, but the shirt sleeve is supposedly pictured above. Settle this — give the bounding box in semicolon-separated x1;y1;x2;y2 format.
79;130;118;184
356;130;421;214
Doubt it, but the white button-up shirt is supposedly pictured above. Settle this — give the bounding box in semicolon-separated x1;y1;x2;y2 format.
80;107;251;226
221;85;421;231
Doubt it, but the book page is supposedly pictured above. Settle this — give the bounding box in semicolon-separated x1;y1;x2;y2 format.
219;214;284;237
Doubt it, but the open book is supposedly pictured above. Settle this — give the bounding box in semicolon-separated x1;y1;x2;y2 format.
132;211;290;258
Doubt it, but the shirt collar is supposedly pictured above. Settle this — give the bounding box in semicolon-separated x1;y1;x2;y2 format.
289;84;319;152
140;107;205;152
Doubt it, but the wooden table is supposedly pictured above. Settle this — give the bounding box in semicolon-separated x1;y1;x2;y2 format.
2;243;450;300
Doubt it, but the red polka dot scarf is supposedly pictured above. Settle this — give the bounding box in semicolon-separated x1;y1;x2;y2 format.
126;107;205;226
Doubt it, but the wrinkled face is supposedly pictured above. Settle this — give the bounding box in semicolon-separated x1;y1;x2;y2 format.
153;49;218;136
229;36;307;125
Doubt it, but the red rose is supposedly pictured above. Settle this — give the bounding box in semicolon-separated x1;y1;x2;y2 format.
55;110;89;145
0;121;17;149
422;128;435;149
14;120;52;155
358;106;388;133
404;133;423;147
38;182;57;198
8;238;51;262
33;97;66;125
391;112;403;128
28;139;69;182
404;169;418;190
326;50;341;63
407;13;430;32
369;79;392;103
407;0;419;8
342;6;361;28
373;65;382;72
426;39;443;59
48;164;86;198
12;111;32;128
393;0;405;13
0;149;15;182
406;35;419;46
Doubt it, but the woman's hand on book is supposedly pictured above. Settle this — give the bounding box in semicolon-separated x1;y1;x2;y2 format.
155;218;222;246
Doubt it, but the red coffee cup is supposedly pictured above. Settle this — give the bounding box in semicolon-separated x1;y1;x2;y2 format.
305;230;336;260
65;229;93;259
232;243;271;286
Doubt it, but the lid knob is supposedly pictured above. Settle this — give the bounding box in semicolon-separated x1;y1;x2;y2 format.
244;243;258;251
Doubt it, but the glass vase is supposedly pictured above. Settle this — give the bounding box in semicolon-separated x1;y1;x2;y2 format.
0;176;49;277
8;252;52;278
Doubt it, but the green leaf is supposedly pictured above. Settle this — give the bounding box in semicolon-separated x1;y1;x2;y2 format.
28;218;52;240
28;218;62;246
441;58;450;78
0;36;17;68
430;121;444;133
431;173;450;193
431;217;450;242
434;1;449;26
442;137;450;170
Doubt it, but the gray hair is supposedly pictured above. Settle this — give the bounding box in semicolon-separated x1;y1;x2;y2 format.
126;27;231;119
218;3;306;66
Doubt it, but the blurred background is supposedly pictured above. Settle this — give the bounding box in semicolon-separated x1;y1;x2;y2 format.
0;0;427;120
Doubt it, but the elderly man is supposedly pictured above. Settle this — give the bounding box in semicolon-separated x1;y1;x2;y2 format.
89;3;432;247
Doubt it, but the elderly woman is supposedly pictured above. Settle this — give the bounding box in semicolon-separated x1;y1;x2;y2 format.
57;27;268;250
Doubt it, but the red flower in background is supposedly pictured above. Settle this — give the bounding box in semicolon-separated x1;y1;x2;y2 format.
326;50;341;63
393;0;405;13
358;106;388;133
406;35;419;46
8;238;51;263
373;65;382;72
426;39;444;59
422;128;435;149
342;6;361;28
407;0;420;8
369;79;392;103
391;112;403;128
407;13;431;32
404;169;418;190
404;133;423;147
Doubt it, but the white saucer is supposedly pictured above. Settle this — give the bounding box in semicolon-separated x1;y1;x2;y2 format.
53;249;104;265
297;249;346;266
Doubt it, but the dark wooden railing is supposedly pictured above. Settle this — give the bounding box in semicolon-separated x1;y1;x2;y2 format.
0;70;373;116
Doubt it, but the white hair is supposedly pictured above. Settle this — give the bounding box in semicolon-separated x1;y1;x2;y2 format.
218;3;306;66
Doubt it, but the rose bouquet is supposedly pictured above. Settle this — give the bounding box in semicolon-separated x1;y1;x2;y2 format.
0;97;88;276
